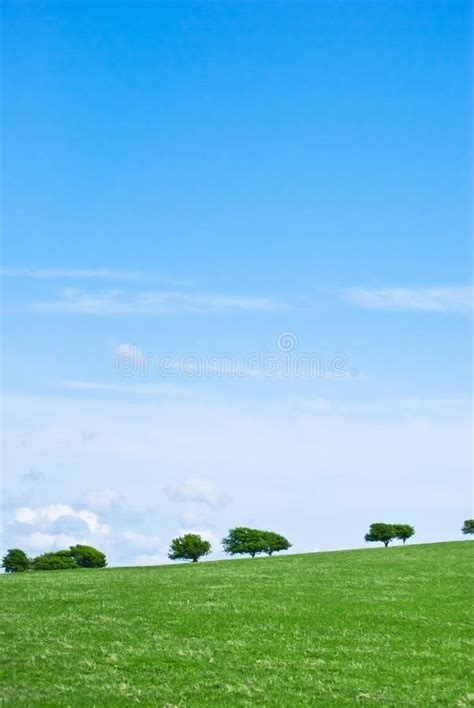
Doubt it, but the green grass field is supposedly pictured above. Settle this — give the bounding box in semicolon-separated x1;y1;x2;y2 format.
1;541;472;705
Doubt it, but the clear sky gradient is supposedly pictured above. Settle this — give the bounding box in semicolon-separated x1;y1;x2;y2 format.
2;1;472;565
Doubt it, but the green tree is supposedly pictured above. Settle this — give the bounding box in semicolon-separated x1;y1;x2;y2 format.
69;544;107;568
262;531;292;556
393;524;415;544
222;527;291;557
222;527;267;557
364;523;395;548
462;519;474;535
1;548;31;573
32;551;77;571
168;533;211;562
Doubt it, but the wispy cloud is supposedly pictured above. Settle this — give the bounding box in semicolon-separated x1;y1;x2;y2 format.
25;288;280;315
122;530;162;550
86;488;121;511
297;396;472;419
166;479;229;509
1;267;143;281
61;380;188;397
343;286;473;313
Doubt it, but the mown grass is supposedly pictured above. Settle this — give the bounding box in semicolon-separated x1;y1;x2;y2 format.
1;541;472;705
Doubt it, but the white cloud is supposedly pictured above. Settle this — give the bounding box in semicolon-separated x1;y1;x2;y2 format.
87;488;120;511
25;288;280;316
27;532;86;551
166;479;229;509
343;286;473;313
122;530;162;550
15;504;109;535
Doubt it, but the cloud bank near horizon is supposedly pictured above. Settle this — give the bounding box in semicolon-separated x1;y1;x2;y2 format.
2;391;470;566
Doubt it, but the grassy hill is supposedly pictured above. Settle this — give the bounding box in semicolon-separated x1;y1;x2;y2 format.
1;541;472;705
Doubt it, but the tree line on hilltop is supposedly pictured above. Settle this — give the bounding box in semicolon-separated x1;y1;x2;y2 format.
1;544;106;573
2;520;473;572
169;527;292;563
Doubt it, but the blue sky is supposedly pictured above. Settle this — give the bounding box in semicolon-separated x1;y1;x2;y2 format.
2;1;472;565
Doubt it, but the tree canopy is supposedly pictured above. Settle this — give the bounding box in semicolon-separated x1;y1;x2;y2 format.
1;548;31;573
462;519;474;535
168;533;211;562
364;523;396;547
32;551;78;571
69;545;107;568
393;524;415;544
365;522;416;547
222;527;265;557
262;531;292;555
222;527;291;557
